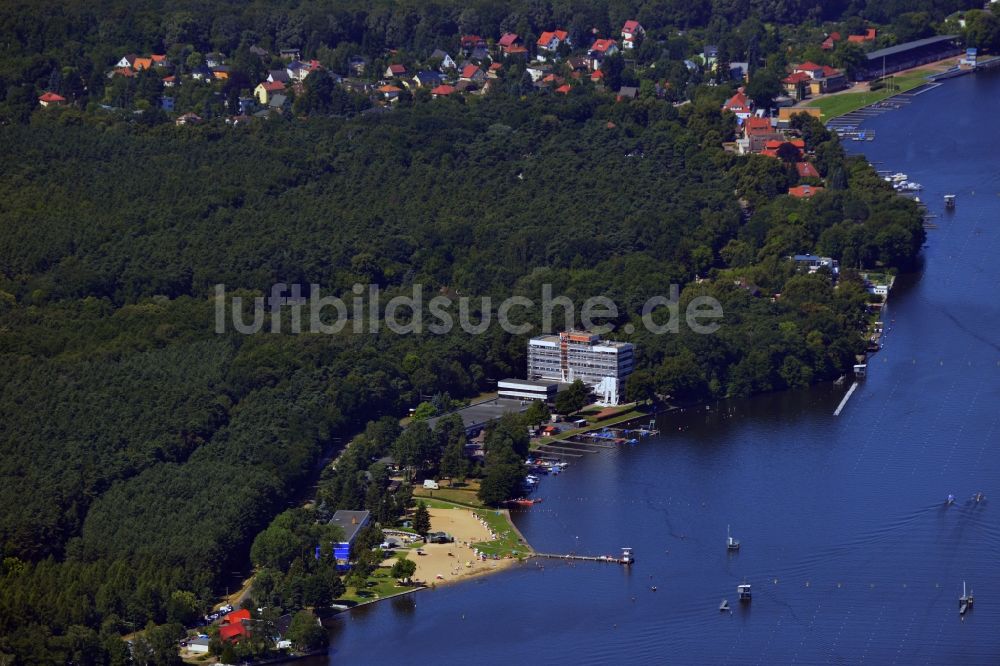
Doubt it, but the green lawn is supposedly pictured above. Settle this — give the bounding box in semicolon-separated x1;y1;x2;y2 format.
413;485;485;508
471;507;532;558
810;70;932;120
533;405;650;448
338;565;412;604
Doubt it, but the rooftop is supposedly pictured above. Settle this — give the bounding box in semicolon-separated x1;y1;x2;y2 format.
866;35;958;61
426;398;530;432
329;510;371;544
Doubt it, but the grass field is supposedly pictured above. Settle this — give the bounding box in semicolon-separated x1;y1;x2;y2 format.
413;482;485;507
471;507;532;558
810;70;932;120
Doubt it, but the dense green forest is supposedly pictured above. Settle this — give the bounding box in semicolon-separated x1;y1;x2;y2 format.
0;1;941;663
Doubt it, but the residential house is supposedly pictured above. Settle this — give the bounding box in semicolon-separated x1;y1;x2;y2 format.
469;44;490;61
742;116;782;153
722;87;753;119
190;65;212;81
411;70;443;88
555;83;571;94
792;254;838;273
385;63;407;78
788;185;824;198
254;80;285;105
267;69;290;84
789;62;847;96
287;61;311;81
848;28;877;44
267;93;288;111
454;79;480;93
566;55;589;71
497;33;521;56
431;84;456;98
537;29;569;54
460;64;486;82
249;45;269;59
621;20;644;49
487;62;503;78
37;92;66;107
186;637;211;654
590;69;605;83
759;138;804;159
588;39;618;71
460;35;486;55
781;71;811;100
617;85;639;100
703;45;719;70
219;609;251;643
279;48;301;60
378;84;402;101
133;57;153;71
822;32;842;50
175;112;202;126
162;75;177;87
430;49;457;70
526;62;552;82
114;54;137;69
211;65;230;81
729;62;749;81
205;53;226;68
150;54;169;67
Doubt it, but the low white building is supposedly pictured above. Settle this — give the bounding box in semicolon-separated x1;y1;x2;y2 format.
498;378;560;402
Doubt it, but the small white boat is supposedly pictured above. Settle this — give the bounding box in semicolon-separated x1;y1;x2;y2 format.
727;525;740;551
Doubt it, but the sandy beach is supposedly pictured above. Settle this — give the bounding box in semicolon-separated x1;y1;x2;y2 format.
387;506;521;586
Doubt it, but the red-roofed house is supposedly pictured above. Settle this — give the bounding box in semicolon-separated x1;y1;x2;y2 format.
847;28;876;44
217;608;252;642
460;35;486;53
38;92;66;107
782;71;812;100
378;84;402;101
431;84;456;98
742;116;783;153
538;30;569;53
790;63;847;96
796;162;821;178
822;32;842;50
162;75;177;87
723;87;753;119
498;33;521;55
621;20;644;49
788;185;824;198
487;62;503;78
254;80;285;105
590;69;605;82
385;63;407;78
555;83;571;94
460;64;485;82
588;39;618;71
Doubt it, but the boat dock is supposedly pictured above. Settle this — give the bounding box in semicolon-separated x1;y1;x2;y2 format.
833;381;860;416
534;552;633;565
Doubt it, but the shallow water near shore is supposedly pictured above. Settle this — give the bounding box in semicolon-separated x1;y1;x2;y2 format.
310;70;1000;664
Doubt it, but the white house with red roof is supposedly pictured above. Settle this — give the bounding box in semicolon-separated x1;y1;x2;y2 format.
722;87;753;119
385;63;407;78
621;20;644;49
588;39;618;71
537;30;569;53
460;64;486;82
38;91;66;107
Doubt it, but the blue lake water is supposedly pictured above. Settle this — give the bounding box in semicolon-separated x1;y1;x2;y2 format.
318;70;1000;664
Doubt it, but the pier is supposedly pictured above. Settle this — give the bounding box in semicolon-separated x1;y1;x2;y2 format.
534;552;633;565
833;382;860;416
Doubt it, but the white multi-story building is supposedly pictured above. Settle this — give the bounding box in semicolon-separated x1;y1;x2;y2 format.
527;331;634;405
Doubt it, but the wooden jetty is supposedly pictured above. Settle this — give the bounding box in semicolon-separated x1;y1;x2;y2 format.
535;547;635;566
533;445;584;458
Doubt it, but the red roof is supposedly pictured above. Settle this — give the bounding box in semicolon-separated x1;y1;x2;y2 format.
783;72;811;84
223;609;251;624
590;38;616;54
461;64;481;79
489;62;502;71
38;92;65;103
555;83;571;94
431;84;455;96
506;45;528;55
788;185;824;198
388;64;406;75
219;622;248;642
796;162;820;178
498;33;519;48
590;69;605;80
795;61;823;72
745;117;773;135
821;65;841;77
460;35;484;47
538;31;559;46
151;54;167;62
261;80;285;91
622;20;641;33
723;88;750;111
